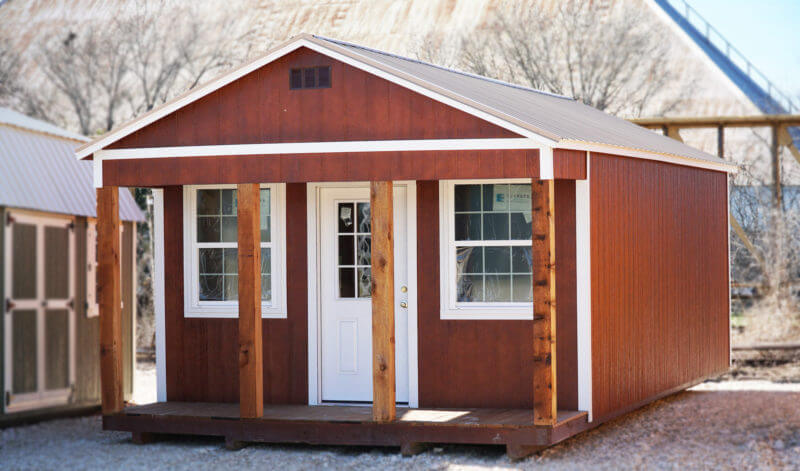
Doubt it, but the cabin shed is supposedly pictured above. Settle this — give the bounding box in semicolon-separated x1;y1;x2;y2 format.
0;108;143;424
77;35;735;458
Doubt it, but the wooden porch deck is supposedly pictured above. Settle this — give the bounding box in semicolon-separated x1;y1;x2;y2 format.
104;402;590;458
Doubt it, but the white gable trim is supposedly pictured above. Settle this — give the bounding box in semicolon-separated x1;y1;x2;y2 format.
77;36;557;160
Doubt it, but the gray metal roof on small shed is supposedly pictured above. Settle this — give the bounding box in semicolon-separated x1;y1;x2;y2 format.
313;35;727;166
0;108;144;221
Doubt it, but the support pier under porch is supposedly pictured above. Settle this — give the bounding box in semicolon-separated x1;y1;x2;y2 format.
105;402;589;459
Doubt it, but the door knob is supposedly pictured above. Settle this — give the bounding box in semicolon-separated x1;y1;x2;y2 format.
400;301;408;308
400;286;407;293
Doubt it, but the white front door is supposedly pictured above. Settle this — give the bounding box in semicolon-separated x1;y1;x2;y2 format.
319;185;409;403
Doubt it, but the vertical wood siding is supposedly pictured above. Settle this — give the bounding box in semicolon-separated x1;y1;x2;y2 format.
109;48;517;151
163;185;308;404
416;181;577;409
589;153;729;421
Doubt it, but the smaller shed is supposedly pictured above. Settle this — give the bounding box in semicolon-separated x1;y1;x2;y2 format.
0;108;143;424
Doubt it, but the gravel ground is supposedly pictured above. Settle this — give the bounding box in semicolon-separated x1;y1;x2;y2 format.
2;365;800;470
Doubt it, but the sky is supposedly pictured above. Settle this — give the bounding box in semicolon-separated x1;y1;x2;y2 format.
685;0;800;100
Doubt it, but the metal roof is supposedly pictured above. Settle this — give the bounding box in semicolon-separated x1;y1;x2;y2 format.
0;110;144;221
313;35;728;166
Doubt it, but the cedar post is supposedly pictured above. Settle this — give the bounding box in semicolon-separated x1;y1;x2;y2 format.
97;186;123;415
370;181;395;422
531;179;557;426
237;184;263;418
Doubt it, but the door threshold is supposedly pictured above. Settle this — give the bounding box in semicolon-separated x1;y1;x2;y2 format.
319;401;410;407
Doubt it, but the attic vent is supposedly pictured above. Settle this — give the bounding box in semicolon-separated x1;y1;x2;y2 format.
290;66;331;89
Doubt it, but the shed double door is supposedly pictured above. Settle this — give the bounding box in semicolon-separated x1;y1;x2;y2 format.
319;186;409;403
3;211;75;412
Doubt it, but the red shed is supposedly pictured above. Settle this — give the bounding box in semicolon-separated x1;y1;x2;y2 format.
77;34;735;458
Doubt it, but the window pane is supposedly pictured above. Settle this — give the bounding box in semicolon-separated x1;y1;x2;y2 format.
199;275;223;301
483;184;510;211
338;235;354;265
358;267;371;297
338;203;354;232
485;274;512;301
317;66;331;87
454;184;481;211
304;67;316;88
223;248;238;274
484;246;511;273
456;246;483;274
357;235;371;266
357;202;370;233
512;246;532;273
223;275;238;300
197;189;220;215
261;248;271;275
197;216;220;242
457;274;483;302
483;213;509;240
510;212;532;239
512;275;533;302
339;267;355;297
221;216;238;243
454;213;481;241
221;189;237;215
260;189;270;242
290;69;303;89
199;248;223;274
262;275;272;301
509;184;531;212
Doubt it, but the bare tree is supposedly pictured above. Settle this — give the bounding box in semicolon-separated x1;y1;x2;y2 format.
419;0;695;117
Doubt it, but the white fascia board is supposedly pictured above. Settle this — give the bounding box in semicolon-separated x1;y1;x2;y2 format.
95;138;542;160
77;37;557;160
556;139;738;173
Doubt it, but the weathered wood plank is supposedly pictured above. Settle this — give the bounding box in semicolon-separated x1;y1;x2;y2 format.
237;183;263;419
531;180;557;426
97;186;123;415
370;181;395;423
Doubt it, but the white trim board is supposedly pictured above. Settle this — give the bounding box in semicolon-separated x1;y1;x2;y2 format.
306;181;419;407
575;164;593;421
95;138;544;160
153;189;167;402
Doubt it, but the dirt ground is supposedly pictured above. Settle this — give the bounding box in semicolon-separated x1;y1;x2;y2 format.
2;361;800;470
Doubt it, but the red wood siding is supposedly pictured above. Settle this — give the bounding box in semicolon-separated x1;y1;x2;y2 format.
163;184;308;404
109;47;518;151
102;150;539;187
553;149;586;180
589;153;729;421
554;180;578;411
416;181;577;409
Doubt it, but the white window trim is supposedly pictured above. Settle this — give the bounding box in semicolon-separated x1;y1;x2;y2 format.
439;179;534;320
183;184;287;318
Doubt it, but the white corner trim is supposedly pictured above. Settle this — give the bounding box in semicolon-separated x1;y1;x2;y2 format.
93;154;103;188
95;138;543;160
306;183;320;405
576;160;593;421
539;147;554;180
153;189;167;402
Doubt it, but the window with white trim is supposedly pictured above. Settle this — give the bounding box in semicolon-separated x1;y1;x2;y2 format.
440;179;533;319
183;184;287;318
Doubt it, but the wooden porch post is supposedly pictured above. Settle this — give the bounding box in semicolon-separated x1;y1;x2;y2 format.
237;184;263;419
370;181;395;422
97;186;123;415
532;179;557;426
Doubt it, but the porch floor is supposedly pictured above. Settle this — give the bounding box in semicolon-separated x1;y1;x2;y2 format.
104;402;590;456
